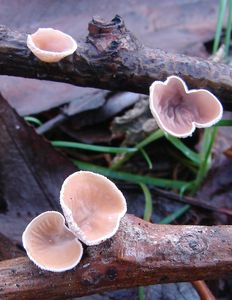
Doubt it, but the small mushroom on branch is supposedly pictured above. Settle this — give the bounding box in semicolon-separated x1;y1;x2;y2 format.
27;28;77;63
22;211;83;272
60;171;127;246
149;76;223;138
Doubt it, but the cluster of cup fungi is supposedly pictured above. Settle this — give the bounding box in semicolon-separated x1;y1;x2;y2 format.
23;28;223;272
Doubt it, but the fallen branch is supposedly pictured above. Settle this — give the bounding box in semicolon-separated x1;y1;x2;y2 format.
0;16;232;110
0;214;231;300
152;188;232;216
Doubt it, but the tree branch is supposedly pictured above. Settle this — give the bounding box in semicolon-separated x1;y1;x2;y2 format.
0;15;232;110
0;214;231;300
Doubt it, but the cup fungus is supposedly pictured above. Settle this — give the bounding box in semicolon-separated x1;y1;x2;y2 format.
149;75;223;138
60;171;127;246
22;211;83;272
27;28;77;63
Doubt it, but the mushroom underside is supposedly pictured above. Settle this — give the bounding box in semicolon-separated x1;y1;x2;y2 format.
23;212;83;271
61;171;127;244
152;79;222;135
31;30;74;52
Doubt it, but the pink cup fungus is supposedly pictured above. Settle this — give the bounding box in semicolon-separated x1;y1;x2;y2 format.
149;75;223;138
60;171;127;246
27;28;77;63
22;211;83;272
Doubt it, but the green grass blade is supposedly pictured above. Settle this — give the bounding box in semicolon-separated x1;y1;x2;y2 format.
159;204;190;224
224;0;232;57
191;127;218;194
135;129;164;149
111;129;164;169
74;160;189;189
51;140;137;154
215;119;232;126
24;116;43;126
140;183;153;221
139;148;153;169
138;287;145;300
165;134;200;165
213;0;228;54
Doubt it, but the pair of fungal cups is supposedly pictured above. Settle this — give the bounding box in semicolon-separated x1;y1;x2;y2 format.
22;171;127;272
26;27;223;136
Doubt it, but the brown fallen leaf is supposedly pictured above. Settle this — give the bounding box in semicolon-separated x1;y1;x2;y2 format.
0;93;77;242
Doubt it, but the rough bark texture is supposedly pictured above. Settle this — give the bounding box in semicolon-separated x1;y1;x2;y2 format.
0;214;232;300
0;15;232;110
0;233;24;261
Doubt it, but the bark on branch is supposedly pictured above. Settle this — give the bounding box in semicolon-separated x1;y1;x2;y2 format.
0;15;232;110
1;215;232;300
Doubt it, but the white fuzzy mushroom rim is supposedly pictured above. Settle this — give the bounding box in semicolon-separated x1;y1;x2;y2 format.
27;28;77;63
149;75;223;138
22;211;83;272
60;171;127;246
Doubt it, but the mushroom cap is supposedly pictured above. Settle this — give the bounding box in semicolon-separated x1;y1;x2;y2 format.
27;28;77;63
149;76;223;138
60;171;127;246
22;211;83;272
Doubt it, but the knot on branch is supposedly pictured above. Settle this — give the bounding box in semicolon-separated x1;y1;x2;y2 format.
87;15;140;53
88;15;125;36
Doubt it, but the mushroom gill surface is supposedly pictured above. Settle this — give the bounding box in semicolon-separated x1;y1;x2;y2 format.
22;211;83;272
60;171;127;246
27;28;77;63
149;76;223;138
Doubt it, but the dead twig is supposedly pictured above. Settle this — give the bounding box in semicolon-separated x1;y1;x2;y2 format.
0;16;232;110
153;188;232;216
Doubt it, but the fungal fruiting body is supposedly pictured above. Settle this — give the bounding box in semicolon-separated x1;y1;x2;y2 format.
22;211;83;272
60;171;127;246
27;28;77;63
22;171;127;271
149;76;223;138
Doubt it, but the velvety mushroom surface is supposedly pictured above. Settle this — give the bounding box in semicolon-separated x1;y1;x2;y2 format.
149;76;223;137
60;171;127;246
22;211;83;272
27;28;77;63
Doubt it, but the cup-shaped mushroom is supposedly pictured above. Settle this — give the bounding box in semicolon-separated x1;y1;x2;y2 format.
149;76;223;138
22;211;83;272
60;171;127;246
27;28;77;63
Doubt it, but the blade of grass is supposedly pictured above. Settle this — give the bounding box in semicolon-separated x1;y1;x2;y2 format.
215;119;232;126
140;183;153;221
138;287;145;300
111;129;164;169
74;160;190;189
24;116;43;126
139;148;153;169
224;0;232;57
159;204;190;224
168;150;198;173
165;134;200;165
213;0;227;54
136;129;165;149
192;127;218;194
51;140;137;154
